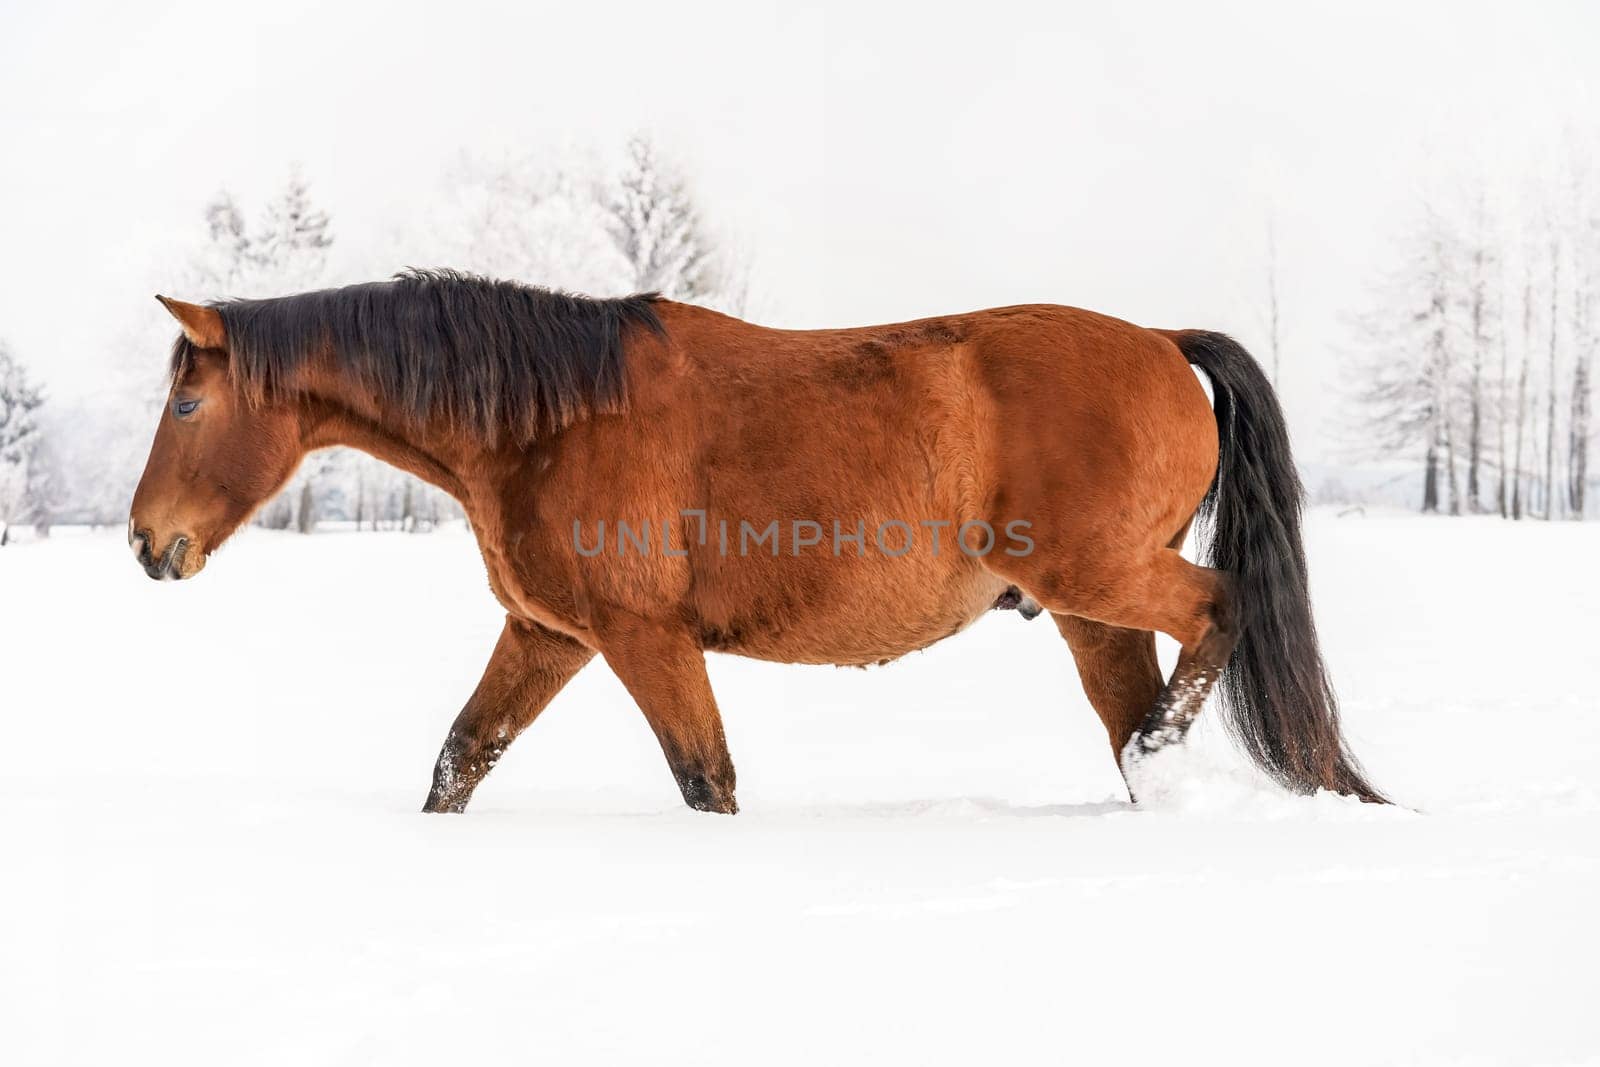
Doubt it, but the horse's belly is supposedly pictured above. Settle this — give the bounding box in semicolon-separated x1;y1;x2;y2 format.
696;557;1010;666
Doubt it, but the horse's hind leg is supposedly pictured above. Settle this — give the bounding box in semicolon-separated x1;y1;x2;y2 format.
993;547;1239;794
423;617;595;813
1053;615;1162;769
1118;580;1239;785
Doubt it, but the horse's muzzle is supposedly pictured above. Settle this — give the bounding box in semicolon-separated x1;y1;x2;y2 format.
130;526;192;581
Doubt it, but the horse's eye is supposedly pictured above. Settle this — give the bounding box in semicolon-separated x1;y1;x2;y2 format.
174;398;201;418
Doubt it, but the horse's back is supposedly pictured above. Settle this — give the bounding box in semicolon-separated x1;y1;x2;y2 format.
662;300;1217;535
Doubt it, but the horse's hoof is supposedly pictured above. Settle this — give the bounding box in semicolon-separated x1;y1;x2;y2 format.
421;792;468;814
680;775;739;814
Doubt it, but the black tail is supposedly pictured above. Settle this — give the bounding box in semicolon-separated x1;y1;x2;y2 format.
1172;331;1385;803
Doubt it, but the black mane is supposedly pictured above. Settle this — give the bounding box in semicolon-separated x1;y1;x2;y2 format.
172;269;663;443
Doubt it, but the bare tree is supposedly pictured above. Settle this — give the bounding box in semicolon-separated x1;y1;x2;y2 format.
1495;287;1511;517
1346;208;1462;512
1512;271;1534;519
1435;283;1462;516
1462;198;1497;513
1569;185;1597;518
1543;237;1560;519
1573;335;1593;517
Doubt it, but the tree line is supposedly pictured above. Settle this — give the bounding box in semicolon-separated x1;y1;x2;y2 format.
1347;171;1597;519
0;135;743;544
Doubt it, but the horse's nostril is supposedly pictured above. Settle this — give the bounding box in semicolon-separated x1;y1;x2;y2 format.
130;528;154;567
168;537;190;577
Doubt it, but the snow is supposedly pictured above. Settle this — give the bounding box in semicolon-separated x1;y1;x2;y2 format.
2;511;1597;1065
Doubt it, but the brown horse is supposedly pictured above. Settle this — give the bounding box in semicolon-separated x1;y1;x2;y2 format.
130;270;1382;812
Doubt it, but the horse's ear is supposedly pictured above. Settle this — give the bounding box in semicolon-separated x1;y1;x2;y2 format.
156;296;227;350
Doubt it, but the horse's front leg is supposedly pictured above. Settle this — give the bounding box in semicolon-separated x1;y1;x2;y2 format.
422;616;595;813
594;610;738;814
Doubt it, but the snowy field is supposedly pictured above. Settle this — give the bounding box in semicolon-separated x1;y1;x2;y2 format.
3;511;1598;1066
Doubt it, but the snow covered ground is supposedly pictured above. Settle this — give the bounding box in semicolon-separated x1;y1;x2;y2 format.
2;511;1597;1066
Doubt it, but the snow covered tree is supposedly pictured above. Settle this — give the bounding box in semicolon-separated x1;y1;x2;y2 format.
604;135;742;309
23;425;66;536
430;137;749;309
428;150;623;293
193;171;333;299
203;192;252;286
24;379;153;531
255;169;333;282
0;342;45;546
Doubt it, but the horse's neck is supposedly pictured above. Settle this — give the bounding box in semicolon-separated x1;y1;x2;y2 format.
302;397;472;504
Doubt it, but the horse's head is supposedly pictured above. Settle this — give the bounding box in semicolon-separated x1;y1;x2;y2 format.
129;297;305;580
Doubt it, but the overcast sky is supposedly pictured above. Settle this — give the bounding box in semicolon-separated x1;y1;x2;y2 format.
2;0;1596;460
